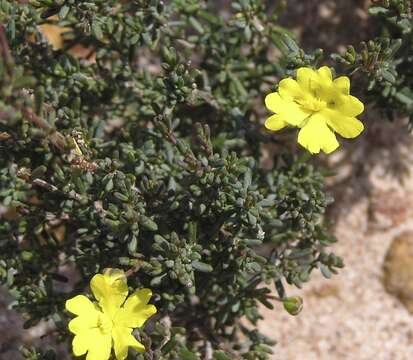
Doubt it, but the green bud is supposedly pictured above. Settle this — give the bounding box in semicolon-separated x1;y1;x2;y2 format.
21;251;34;261
283;296;303;316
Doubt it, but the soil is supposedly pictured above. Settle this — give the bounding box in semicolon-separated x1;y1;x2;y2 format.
279;0;373;53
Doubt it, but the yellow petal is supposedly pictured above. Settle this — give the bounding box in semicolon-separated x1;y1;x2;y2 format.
297;115;339;154
265;114;288;131
278;78;304;100
335;95;364;117
68;312;100;334
265;92;310;126
115;289;157;328
85;333;112;360
334;76;350;95
317;66;332;81
90;269;128;318
296;67;318;90
265;92;283;113
66;295;96;316
322;109;364;139
104;268;127;282
73;335;88;356
113;326;145;360
72;329;100;356
124;289;153;309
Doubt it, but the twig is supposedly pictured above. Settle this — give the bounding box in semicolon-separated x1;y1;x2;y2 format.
0;24;13;68
32;179;83;201
21;107;67;151
125;263;141;277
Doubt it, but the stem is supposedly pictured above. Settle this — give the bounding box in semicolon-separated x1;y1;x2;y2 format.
125;263;140;277
21;107;67;151
0;24;13;68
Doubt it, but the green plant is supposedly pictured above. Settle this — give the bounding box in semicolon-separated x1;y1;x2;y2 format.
332;0;413;123
0;1;353;359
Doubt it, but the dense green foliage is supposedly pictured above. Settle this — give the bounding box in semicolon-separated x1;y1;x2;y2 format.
333;0;413;123
1;0;409;359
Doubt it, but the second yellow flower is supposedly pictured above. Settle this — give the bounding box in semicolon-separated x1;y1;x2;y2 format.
265;66;364;154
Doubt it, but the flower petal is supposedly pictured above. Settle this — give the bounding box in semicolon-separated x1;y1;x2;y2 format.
72;329;101;356
322;109;364;139
265;114;288;131
297;115;339;154
115;289;157;328
68;311;100;334
85;333;112;360
278;78;304;100
335;95;364;117
296;67;318;91
90;269;128;318
113;326;145;360
66;295;96;316
334;76;350;95
124;288;154;309
265;92;283;113
265;92;310;126
317;66;332;81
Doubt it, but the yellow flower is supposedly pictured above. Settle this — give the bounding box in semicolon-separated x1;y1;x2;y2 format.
264;66;364;154
65;269;157;360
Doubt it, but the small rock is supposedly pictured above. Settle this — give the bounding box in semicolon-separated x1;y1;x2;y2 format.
383;231;413;313
369;189;412;230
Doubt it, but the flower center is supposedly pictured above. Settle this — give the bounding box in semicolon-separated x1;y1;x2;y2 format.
97;313;113;335
298;97;327;112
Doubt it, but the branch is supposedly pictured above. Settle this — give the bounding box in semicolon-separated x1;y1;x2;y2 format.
21;107;67;151
0;24;12;68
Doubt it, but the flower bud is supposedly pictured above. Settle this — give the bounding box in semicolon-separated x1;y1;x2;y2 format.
283;296;303;316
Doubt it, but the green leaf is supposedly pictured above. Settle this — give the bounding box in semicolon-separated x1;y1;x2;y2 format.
189;17;204;34
213;351;232;360
140;216;158;231
13;75;36;89
179;348;201;360
191;261;213;273
59;5;70;19
368;7;389;16
281;33;300;54
91;22;104;40
381;70;396;83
